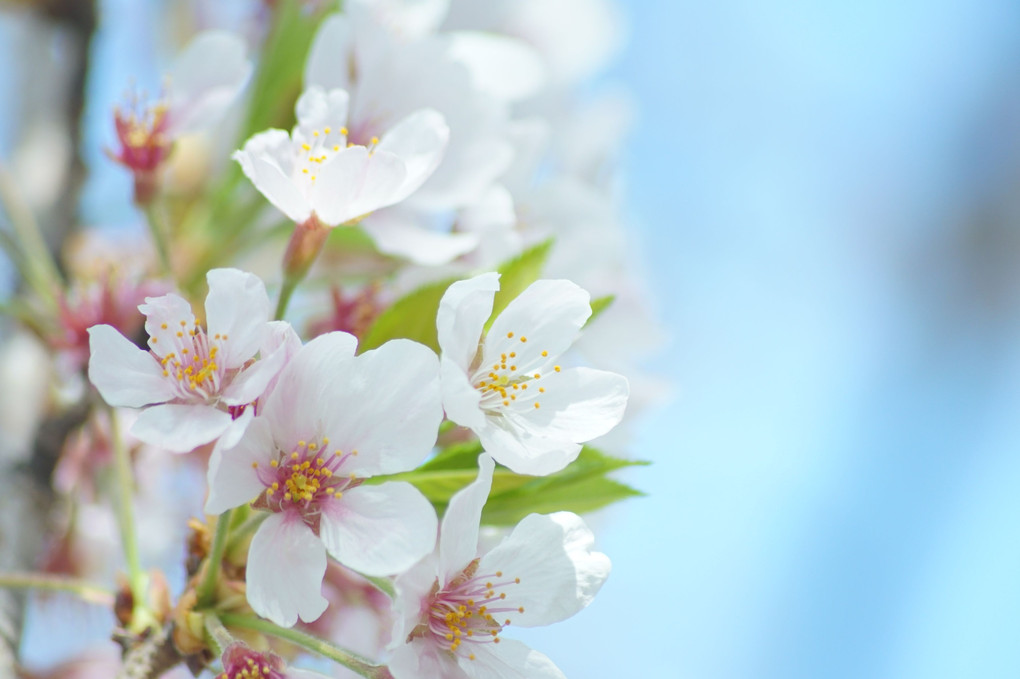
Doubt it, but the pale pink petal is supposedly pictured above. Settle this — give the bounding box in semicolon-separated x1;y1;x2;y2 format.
247;512;328;627
460;639;565;679
258;321;303;404
437;273;499;371
510;367;628;443
220;336;289;406
87;325;175;407
204;268;271;367
167;31;252;135
476;420;580;476
484;280;591;371
478;512;610;628
445;32;547;102
348;0;451;39
205;416;275;514
139;293;194;356
319;339;441;476
233;132;312;223
304;14;354;93
130;403;233;453
319;482;437;576
216;407;254;452
264;332;359;448
440;358;485;430
389;638;468;679
438;454;493;585
374;109;449;202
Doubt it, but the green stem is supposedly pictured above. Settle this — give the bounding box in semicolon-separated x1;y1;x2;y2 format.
274;276;298;321
142;201;173;278
0;161;63;309
107;406;156;632
197;510;233;608
204;614;236;658
218;612;392;679
0;572;113;606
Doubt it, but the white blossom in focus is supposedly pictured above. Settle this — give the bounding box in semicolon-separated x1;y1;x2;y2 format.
437;273;628;475
389;453;610;679
87;268;286;453
233;86;449;227
205;332;443;627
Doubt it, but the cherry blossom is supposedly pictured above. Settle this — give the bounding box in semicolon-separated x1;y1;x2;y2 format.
437;273;629;475
112;31;251;202
87;268;286;453
204;331;443;627
233;86;449;228
389;454;610;679
218;642;327;679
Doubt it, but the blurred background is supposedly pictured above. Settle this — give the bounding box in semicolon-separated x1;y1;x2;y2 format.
3;0;1020;677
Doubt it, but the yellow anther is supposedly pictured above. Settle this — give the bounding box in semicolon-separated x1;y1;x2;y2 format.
370;136;379;145
313;130;320;137
302;168;309;174
520;336;527;342
270;460;279;468
251;462;258;468
302;143;311;151
160;323;167;329
340;126;348;135
324;127;331;134
507;332;514;338
541;350;548;357
333;145;340;151
534;402;541;408
308;442;317;451
291;452;299;460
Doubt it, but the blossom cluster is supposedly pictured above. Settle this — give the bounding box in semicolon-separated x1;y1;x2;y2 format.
0;1;662;678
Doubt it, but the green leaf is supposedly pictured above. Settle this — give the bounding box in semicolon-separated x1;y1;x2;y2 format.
487;239;554;325
482;476;643;525
377;444;647;523
585;294;615;327
359;276;461;352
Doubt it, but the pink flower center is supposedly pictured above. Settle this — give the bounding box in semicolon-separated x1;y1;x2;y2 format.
220;643;286;679
149;322;230;401
113;90;172;174
421;559;524;661
252;437;360;520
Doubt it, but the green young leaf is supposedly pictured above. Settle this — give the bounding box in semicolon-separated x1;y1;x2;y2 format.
487;238;554;326
586;294;615;327
482;476;644;525
359;276;461;352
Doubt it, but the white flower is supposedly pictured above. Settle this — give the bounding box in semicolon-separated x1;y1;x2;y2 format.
233;86;449;227
437;274;629;475
204;332;443;627
389;454;610;679
87;268;286;453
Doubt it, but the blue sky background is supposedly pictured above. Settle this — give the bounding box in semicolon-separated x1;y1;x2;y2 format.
5;0;1020;677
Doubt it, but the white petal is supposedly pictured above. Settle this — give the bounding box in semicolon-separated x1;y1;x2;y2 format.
139;292;194;356
437;273;499;371
389;638;468;679
484;280;591;370
460;639;565;679
478;512;610;628
130;403;233;453
246;513;328;627
204;268;271;368
233;132;312;224
205;416;275;514
391;552;439;647
440;358;485;431
319;339;441;476
348;0;451;39
264;332;359;448
438;454;493;585
319;482;437;576
445;32;547;102
294;86;350;140
512;367;628;443
167;30;252;135
87;325;175;407
304;14;354;93
476;419;580;476
374;109;449;202
392;642;467;679
361;209;478;265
